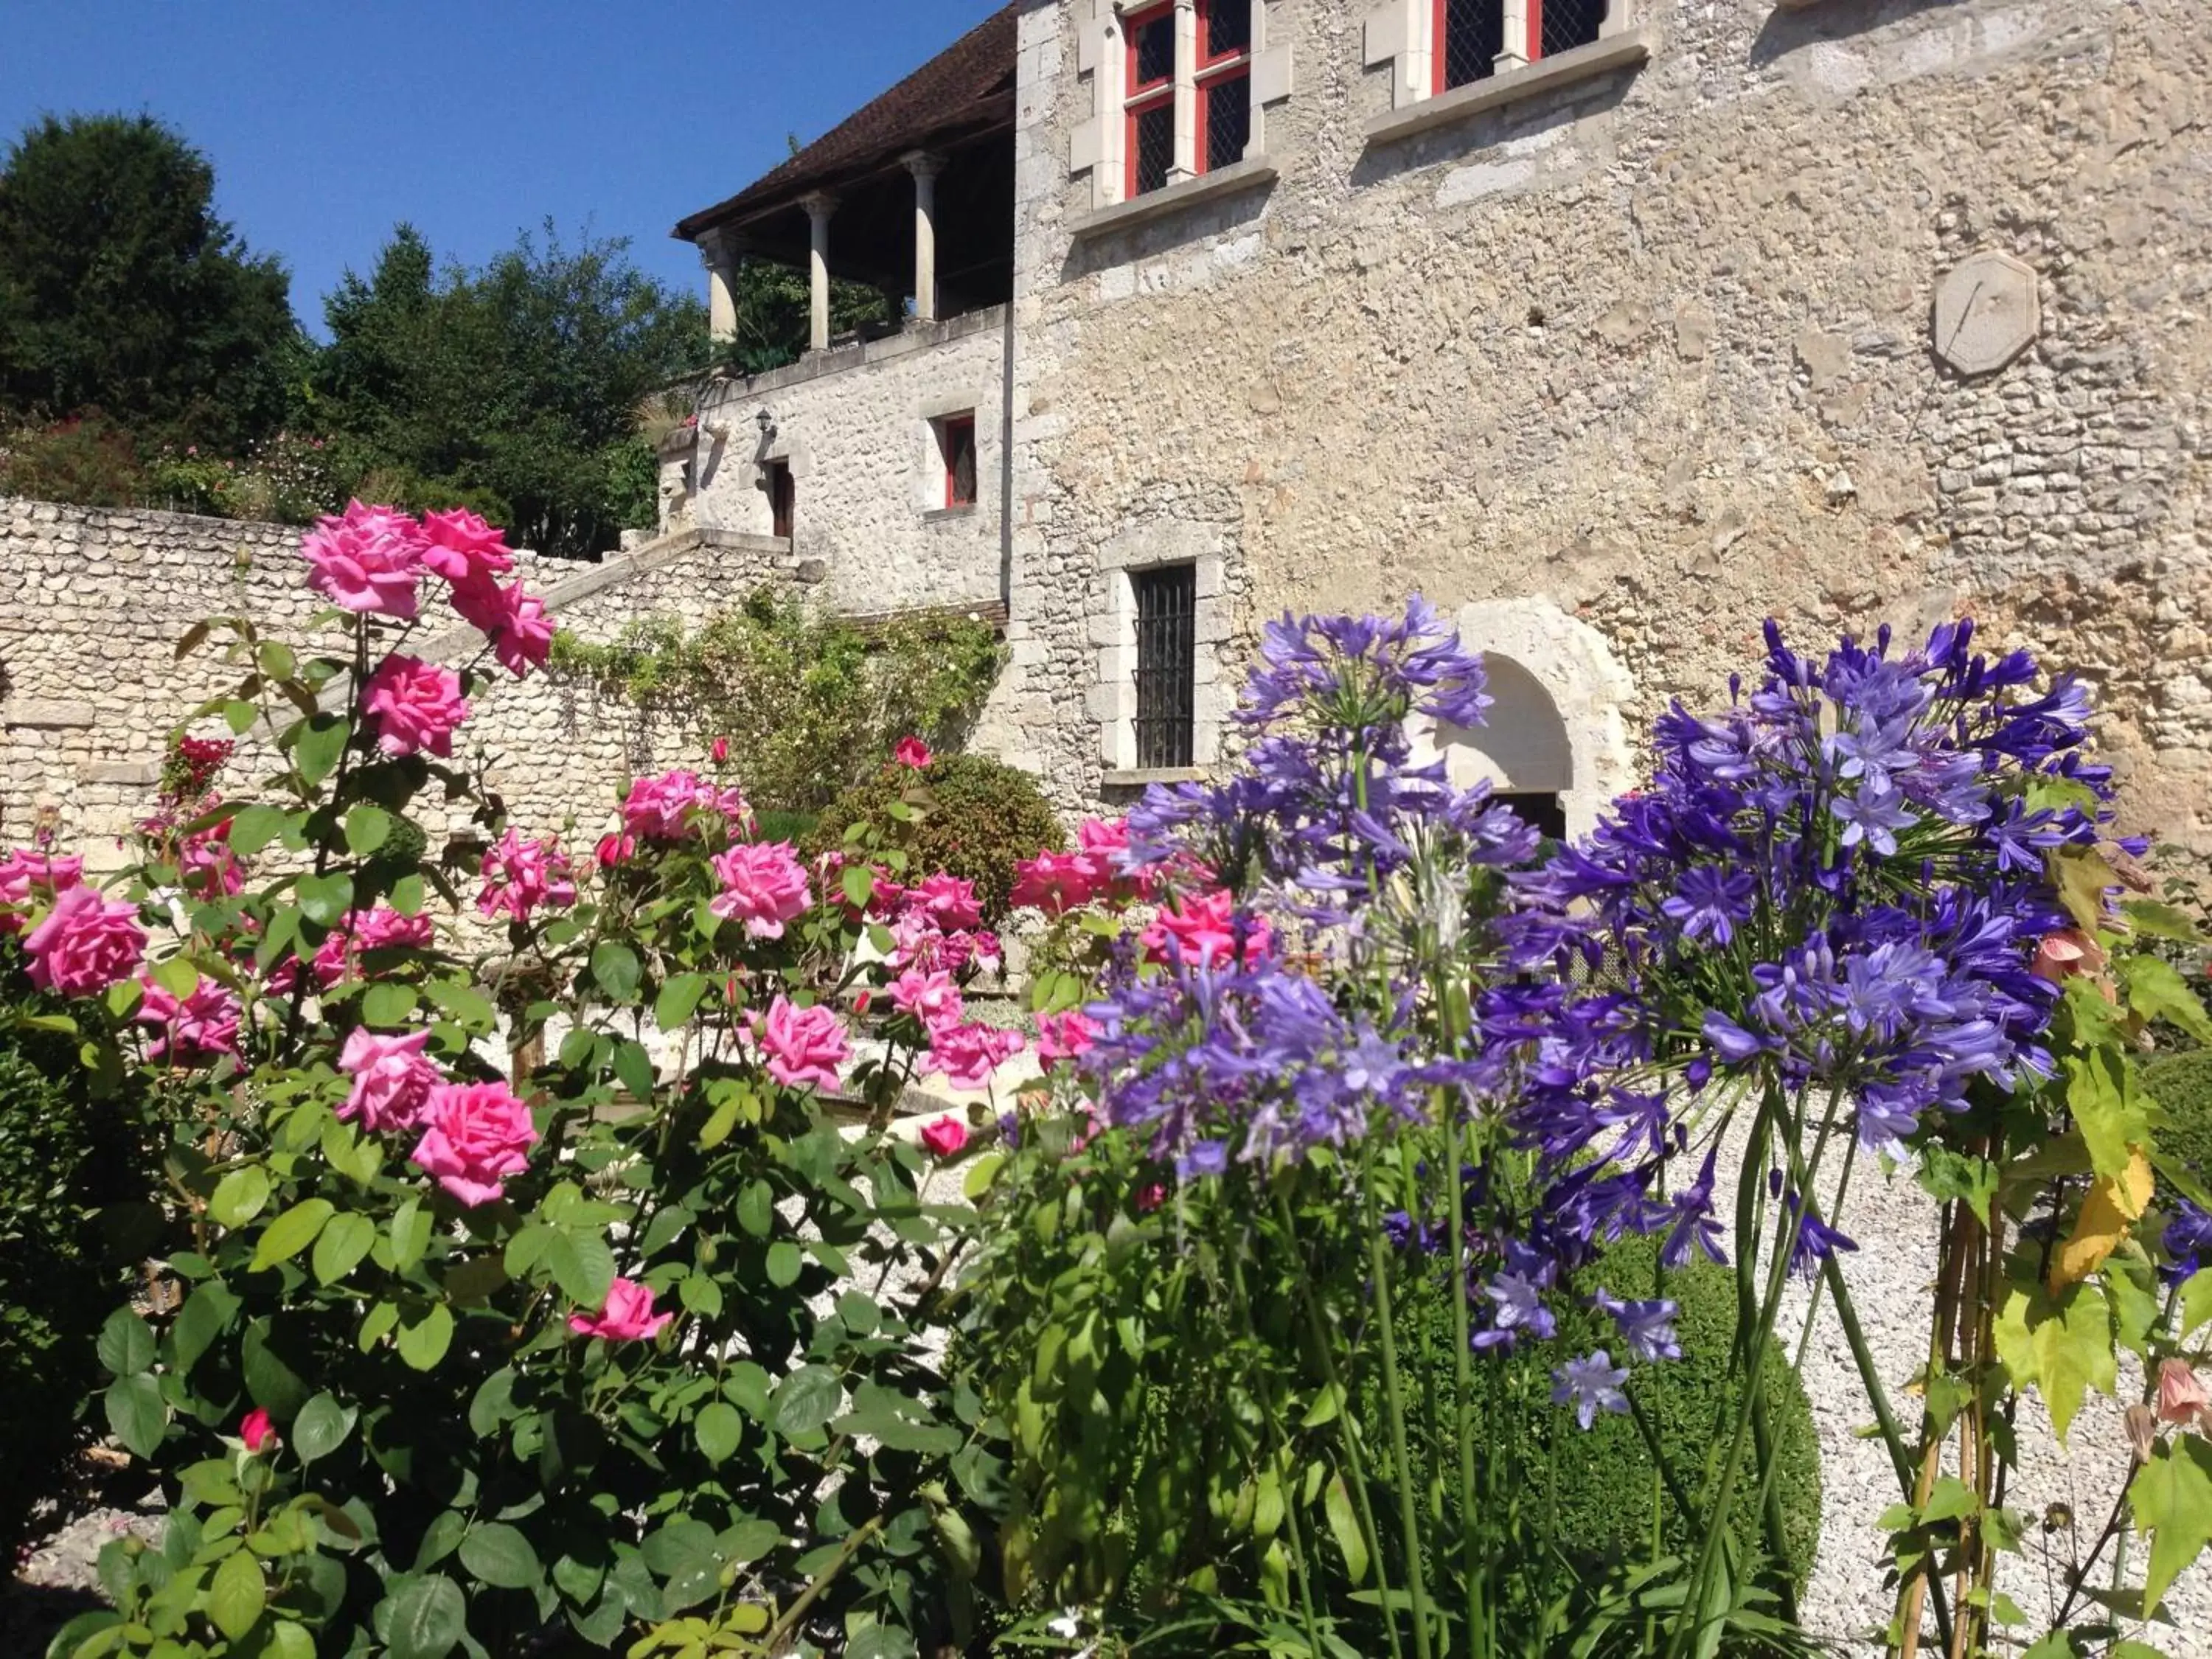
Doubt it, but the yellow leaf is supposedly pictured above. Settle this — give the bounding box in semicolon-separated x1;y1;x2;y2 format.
2048;1147;2154;1293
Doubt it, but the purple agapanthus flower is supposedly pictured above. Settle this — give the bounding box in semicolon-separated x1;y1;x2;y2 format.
1552;1351;1631;1430
1593;1290;1684;1363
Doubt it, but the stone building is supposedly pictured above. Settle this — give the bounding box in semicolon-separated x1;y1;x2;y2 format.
664;0;2212;851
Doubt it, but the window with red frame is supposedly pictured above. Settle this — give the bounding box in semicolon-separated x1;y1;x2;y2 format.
1434;0;1604;93
936;414;978;509
1124;0;1253;199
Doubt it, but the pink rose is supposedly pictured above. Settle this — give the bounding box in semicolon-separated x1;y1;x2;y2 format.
0;848;84;934
568;1276;673;1343
908;873;983;933
476;830;577;925
411;1081;539;1206
1135;1183;1166;1214
1037;1009;1097;1068
364;655;467;758
24;885;146;998
1079;816;1152;902
751;996;849;1093
711;737;731;765
338;1028;443;1134
313;907;434;988
301;501;427;619
921;1020;1024;1091
1009;849;1101;917
709;842;812;939
622;770;749;843
1143;889;1271;970
137;976;241;1064
595;831;635;870
894;737;933;769
419;507;515;587
888;967;963;1033
178;824;243;898
452;576;553;678
917;1114;968;1157
2157;1358;2211;1427
240;1408;277;1455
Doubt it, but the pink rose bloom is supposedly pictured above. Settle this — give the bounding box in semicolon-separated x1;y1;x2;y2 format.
595;831;635;870
894;737;933;769
338;1028;443;1134
313;906;434;988
2032;928;2108;985
24;885;146;998
137;976;241;1064
240;1408;277;1455
709;841;813;939
178;824;243;898
0;848;83;933
453;576;553;678
1135;1183;1167;1214
908;873;983;933
751;995;849;1093
711;736;731;764
568;1276;674;1342
476;830;578;925
917;1114;968;1157
922;1020;1025;1091
1144;889;1272;970
364;655;468;758
2157;1358;2211;1427
1009;849;1104;917
1079;816;1153;902
888;967;964;1033
411;1081;540;1206
301;501;427;619
1037;1009;1098;1068
419;507;515;587
622;770;750;843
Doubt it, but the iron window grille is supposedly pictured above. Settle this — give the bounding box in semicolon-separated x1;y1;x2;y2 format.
1436;0;1504;91
1197;0;1253;176
1133;563;1197;771
937;415;978;509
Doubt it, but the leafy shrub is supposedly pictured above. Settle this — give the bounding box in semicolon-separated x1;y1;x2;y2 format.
0;412;148;507
550;587;1003;813
2146;1049;2212;1189
811;753;1065;925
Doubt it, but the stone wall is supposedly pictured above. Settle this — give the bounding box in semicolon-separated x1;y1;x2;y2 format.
0;501;801;863
998;0;2212;855
676;306;1009;619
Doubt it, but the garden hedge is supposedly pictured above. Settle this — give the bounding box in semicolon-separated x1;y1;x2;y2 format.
2146;1048;2212;1191
810;752;1065;925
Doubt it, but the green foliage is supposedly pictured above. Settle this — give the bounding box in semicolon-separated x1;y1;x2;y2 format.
309;221;709;559
2145;1049;2212;1189
0;411;149;507
552;586;1004;814
717;257;891;377
0;976;153;1561
813;753;1065;924
0;114;299;454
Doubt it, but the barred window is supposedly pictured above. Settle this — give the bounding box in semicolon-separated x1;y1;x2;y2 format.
1538;0;1607;58
1133;563;1197;770
1124;2;1177;198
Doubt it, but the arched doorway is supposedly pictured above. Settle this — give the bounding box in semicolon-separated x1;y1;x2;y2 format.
1432;653;1573;839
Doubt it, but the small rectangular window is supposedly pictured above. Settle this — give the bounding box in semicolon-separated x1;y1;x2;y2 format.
936;414;978;509
763;460;794;539
1133;563;1197;771
1436;0;1504;92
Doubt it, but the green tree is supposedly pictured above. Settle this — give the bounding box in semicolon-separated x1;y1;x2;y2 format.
313;222;709;559
0;114;299;452
720;257;891;376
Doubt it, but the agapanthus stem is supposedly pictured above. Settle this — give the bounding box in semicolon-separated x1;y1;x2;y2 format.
1440;1098;1483;1659
1364;1169;1436;1659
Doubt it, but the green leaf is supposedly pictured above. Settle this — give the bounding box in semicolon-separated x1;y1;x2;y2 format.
422;978;495;1032
210;1166;273;1230
295;872;355;930
381;1573;467;1659
546;1231;616;1310
396;1304;455;1371
251;1200;336;1272
391;873;428;917
766;1241;803;1287
207;1545;267;1641
2066;1051;2150;1183
694;1402;742;1466
1992;1283;2118;1442
679;1274;723;1318
612;1040;655;1101
655;973;710;1032
103;1374;165;1458
226;805;291;858
590;942;641;1003
294;715;351;790
171;1281;241;1377
225;698;259;737
2183;1269;2212;1337
2129;1436;2212;1618
292;1393;358;1466
361;983;417;1029
771;1365;843;1436
1921;1477;1978;1525
344;804;394;857
257;640;297;679
736;1181;774;1239
97;1308;155;1379
388;1200;432;1271
2121;898;2204;943
961;1152;1006;1201
459;1523;541;1591
841;863;876;910
150;956;201;1000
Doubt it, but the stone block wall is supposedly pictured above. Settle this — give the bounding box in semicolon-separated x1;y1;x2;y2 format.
999;0;2212;853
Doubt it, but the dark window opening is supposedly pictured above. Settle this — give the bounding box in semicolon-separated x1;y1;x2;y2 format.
1203;0;1252;60
938;414;978;509
1498;791;1567;843
1130;101;1176;197
1538;0;1607;58
1133;6;1177;87
1133;564;1197;771
1203;74;1251;173
1437;0;1505;91
763;460;794;540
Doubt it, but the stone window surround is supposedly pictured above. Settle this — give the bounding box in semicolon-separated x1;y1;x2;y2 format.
915;389;991;516
1070;0;1293;215
1090;526;1229;779
1362;1;1648;143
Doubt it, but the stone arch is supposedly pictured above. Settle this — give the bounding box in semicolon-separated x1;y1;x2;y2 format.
1407;598;1637;839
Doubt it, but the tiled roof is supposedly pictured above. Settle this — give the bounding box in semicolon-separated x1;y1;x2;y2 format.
674;4;1019;240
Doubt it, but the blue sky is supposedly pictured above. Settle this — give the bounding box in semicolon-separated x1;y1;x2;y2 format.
1;1;1003;333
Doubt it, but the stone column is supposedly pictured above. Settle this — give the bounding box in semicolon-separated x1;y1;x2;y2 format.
697;226;744;344
1498;0;1533;72
1172;0;1199;184
902;150;945;323
799;192;838;352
